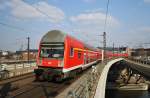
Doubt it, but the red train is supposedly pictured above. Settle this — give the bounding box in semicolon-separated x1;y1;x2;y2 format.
34;30;128;81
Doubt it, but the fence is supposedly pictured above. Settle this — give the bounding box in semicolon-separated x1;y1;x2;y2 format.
128;57;150;65
0;60;37;80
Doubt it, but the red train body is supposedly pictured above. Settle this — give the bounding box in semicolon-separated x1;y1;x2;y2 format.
34;30;101;81
34;30;128;81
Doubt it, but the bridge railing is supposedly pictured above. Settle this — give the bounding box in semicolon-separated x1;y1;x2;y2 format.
127;57;150;65
0;60;37;80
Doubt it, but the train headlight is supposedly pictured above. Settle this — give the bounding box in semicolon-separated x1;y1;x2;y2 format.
58;60;64;67
37;59;42;65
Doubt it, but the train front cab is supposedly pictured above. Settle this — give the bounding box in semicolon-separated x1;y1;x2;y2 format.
34;42;65;81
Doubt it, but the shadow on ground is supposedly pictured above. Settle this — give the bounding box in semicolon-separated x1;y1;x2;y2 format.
0;82;11;98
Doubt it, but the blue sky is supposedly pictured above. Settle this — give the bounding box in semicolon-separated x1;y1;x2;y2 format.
0;0;150;51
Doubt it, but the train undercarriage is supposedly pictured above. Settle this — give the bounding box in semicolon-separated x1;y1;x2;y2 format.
34;67;83;82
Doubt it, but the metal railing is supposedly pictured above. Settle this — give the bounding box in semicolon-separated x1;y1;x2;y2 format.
0;60;37;80
127;57;150;65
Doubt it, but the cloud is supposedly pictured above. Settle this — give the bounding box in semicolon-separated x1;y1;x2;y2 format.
6;0;65;23
138;27;150;33
144;0;150;3
85;8;104;13
115;26;150;48
0;5;5;10
33;2;65;23
69;10;120;47
70;11;119;27
0;0;9;10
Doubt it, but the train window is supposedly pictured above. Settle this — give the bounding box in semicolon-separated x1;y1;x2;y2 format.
40;46;64;59
70;47;74;57
78;52;81;59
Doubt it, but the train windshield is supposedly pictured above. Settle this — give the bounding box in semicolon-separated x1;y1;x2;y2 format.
40;44;64;59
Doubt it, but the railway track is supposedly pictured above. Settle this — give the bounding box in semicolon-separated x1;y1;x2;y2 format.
0;63;94;98
0;73;34;86
7;76;80;98
0;69;87;98
10;80;73;98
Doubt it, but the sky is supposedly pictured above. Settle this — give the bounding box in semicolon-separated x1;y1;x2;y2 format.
0;0;150;51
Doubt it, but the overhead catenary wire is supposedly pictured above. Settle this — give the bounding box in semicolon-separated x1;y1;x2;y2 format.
0;1;66;52
34;7;53;21
34;4;87;46
104;0;110;32
0;21;32;51
33;6;67;29
34;2;98;47
0;21;27;32
0;3;67;51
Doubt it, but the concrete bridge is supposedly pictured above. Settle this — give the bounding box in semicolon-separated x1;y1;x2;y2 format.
65;58;150;98
94;58;150;98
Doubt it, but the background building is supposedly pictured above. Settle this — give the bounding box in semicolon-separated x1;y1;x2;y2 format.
16;49;38;60
131;48;150;60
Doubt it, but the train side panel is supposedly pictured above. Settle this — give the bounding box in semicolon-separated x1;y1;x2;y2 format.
63;35;101;72
63;36;84;72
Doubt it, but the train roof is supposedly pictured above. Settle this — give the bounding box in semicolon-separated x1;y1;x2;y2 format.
40;30;100;51
41;30;66;43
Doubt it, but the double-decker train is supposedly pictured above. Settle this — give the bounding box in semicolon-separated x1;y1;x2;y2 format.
34;30;128;81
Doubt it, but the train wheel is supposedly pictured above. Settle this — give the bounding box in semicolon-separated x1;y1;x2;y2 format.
55;77;63;82
47;75;53;82
35;74;45;81
40;75;45;81
69;71;77;78
54;74;64;82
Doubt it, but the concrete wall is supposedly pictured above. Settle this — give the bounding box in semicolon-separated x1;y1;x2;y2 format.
0;62;37;79
94;58;123;98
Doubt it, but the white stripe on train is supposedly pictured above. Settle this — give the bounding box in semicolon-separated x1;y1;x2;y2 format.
62;60;100;73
